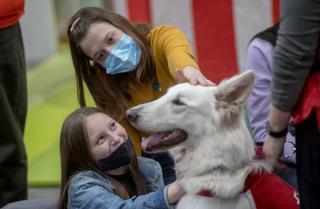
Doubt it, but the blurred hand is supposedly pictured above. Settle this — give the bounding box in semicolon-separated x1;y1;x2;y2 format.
167;181;185;204
263;134;289;171
265;104;291;171
176;66;214;86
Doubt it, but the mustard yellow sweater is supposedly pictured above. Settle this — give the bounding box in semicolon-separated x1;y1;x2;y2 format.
120;25;199;155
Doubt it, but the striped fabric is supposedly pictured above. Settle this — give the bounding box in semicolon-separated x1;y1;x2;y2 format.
112;0;279;83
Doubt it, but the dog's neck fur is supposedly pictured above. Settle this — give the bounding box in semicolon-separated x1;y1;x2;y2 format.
179;116;271;198
181;160;270;198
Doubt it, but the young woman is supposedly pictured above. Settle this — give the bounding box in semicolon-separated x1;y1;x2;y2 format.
244;24;297;188
67;6;212;184
58;107;184;209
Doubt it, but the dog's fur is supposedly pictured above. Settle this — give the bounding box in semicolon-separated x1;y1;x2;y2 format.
126;71;296;209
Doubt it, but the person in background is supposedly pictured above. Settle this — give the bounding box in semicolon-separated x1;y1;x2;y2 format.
263;0;320;208
244;23;297;188
0;0;28;206
58;107;184;209
67;6;213;185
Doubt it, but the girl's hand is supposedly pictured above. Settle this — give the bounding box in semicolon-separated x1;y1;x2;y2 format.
176;66;214;86
167;181;185;204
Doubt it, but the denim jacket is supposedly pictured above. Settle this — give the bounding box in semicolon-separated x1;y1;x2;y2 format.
67;157;175;209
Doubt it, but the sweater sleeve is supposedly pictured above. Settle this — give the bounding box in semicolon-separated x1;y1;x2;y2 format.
271;0;320;112
244;38;273;142
245;38;297;164
148;25;199;77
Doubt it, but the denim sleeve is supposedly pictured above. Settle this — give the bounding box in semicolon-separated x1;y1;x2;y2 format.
271;0;320;111
68;174;175;209
138;157;164;192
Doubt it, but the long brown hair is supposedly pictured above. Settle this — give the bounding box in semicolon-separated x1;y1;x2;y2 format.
67;7;155;119
58;107;147;209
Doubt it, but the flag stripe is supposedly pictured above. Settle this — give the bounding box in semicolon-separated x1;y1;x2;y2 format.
127;0;151;24
192;0;238;82
272;0;280;24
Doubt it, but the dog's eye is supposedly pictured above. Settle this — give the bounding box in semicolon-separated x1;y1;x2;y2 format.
172;98;185;106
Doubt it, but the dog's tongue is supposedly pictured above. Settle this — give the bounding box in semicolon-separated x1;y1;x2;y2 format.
141;133;167;152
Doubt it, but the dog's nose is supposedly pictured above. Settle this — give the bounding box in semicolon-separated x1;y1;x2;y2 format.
126;109;139;123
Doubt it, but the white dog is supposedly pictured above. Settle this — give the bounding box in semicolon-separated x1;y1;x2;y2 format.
127;70;299;209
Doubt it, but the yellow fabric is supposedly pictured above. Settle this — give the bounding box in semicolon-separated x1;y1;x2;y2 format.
120;25;199;155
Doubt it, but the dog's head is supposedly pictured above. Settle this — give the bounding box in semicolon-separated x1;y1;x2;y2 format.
127;70;255;170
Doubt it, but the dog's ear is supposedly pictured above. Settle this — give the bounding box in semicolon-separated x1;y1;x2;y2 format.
215;70;255;106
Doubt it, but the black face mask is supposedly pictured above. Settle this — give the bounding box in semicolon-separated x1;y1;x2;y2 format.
98;139;132;171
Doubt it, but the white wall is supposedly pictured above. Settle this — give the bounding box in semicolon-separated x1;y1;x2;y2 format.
150;0;196;56
20;0;57;67
233;0;272;71
54;0;105;37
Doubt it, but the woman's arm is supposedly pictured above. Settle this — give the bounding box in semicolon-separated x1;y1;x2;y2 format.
152;26;213;86
271;0;320;112
264;0;320;165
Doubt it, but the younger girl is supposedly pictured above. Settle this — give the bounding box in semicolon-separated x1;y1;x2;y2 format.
58;107;184;209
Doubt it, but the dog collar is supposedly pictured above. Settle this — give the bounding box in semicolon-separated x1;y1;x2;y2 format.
196;172;260;198
197;190;214;197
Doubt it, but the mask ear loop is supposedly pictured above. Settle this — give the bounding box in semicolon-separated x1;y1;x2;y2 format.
70;17;80;32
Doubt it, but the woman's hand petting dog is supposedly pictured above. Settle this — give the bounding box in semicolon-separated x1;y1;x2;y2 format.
176;66;214;86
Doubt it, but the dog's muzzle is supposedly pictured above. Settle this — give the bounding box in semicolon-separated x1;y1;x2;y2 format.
126;109;139;123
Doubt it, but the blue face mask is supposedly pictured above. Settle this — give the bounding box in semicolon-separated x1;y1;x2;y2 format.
103;34;141;75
